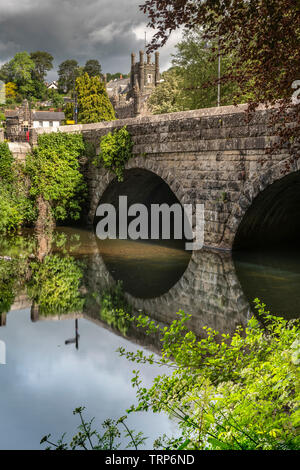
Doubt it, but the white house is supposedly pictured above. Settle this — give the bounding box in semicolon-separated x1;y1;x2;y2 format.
32;111;65;128
46;81;58;90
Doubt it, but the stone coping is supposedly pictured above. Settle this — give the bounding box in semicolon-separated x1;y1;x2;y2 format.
34;103;271;135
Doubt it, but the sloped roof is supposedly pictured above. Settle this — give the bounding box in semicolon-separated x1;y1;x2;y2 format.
107;78;130;97
5;109;19;118
32;111;65;121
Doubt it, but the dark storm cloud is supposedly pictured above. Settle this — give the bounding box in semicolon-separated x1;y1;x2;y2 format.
0;0;178;77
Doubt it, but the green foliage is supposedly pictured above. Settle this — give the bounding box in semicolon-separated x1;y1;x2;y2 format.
0;144;35;233
8;51;35;86
94;126;133;181
41;407;147;450
148;67;186;114
47;89;64;109
149;28;239;114
83;59;102;78
0;260;17;314
172;29;239;109
64;102;75;121
119;300;300;450
76;73;115;124
106;73;129;81
0;142;14;181
30;51;54;82
99;281;131;335
58;59;80;93
28;254;84;316
0;184;34;233
26;132;87;222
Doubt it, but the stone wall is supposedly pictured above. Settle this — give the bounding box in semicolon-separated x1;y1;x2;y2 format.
31;104;299;250
8;142;31;162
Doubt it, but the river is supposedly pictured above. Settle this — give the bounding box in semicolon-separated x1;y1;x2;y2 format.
0;227;299;449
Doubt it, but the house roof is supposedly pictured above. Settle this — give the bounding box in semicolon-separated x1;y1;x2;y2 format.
106;78;130;97
32;111;65;121
5;109;19;118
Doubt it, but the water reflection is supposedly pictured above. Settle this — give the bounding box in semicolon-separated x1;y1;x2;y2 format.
0;227;300;449
234;249;300;319
0;227;299;333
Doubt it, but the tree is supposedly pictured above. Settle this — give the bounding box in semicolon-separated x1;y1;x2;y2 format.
76;72;115;124
5;82;17;100
0;62;12;83
148;67;185;114
106;72;129;82
172;28;239;109
141;0;300;156
8;52;35;86
64;102;75;122
58;59;80;93
83;59;102;78
149;29;240;114
30;51;54;82
47;89;64;108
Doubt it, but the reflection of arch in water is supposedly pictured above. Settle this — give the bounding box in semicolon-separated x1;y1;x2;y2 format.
84;245;250;337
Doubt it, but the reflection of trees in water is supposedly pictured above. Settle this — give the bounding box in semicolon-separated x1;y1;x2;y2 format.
0;231;85;323
28;254;85;316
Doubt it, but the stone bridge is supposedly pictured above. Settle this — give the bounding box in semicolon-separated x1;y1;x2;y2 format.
32;104;300;251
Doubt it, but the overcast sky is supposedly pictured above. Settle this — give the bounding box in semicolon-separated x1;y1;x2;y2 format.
0;0;182;80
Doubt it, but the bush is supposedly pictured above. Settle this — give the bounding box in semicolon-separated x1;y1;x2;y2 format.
0;142;14;181
119;299;300;450
0;144;35;233
94;126;133;181
26;132;87;222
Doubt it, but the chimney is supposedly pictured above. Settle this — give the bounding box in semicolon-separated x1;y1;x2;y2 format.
130;53;136;88
155;52;160;85
139;51;144;92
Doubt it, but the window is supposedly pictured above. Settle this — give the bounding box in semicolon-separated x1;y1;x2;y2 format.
49;121;53;127
39;121;43;127
147;74;152;84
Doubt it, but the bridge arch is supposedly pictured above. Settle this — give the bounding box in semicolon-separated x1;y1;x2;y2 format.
88;156;190;228
228;156;300;249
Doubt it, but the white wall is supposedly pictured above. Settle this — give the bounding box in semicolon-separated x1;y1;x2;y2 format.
33;120;61;128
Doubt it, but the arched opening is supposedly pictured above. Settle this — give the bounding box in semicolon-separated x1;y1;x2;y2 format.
94;168;192;298
233;171;300;318
233;171;300;250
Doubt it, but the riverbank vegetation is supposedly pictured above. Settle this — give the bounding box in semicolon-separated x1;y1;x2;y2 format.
26;132;87;229
0;142;36;233
40;298;300;450
0;133;88;234
120;301;300;450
